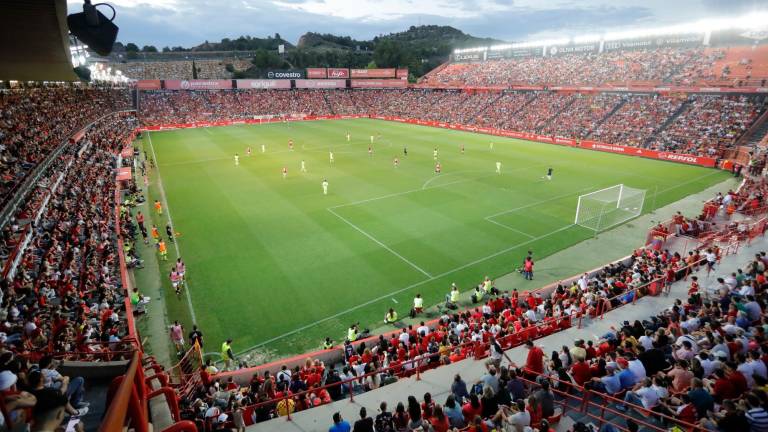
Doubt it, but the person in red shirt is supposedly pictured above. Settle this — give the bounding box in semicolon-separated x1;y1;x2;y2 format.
570;359;592;386
524;340;545;375
461;394;483;424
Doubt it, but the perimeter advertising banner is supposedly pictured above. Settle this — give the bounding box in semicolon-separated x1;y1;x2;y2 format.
350;68;397;78
294;79;347;89
163;80;232;90
264;69;305;79
306;68;327;79
327;68;350;78
137;80;162;90
350;79;407;88
235;80;292;89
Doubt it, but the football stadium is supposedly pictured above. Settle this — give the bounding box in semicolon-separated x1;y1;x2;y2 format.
3;2;768;432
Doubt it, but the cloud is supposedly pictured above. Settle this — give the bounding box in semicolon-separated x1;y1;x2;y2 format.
65;0;768;47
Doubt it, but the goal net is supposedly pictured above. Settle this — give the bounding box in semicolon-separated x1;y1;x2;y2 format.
574;184;646;232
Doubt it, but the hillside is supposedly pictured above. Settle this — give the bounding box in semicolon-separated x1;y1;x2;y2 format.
113;25;504;78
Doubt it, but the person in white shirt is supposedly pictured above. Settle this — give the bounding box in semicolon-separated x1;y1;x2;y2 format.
234;154;239;166
627;355;646;382
398;329;410;347
300;160;307;173
416;321;430;337
329;151;334;164
638;330;654;350
495;161;501;174
322;179;329;195
738;283;755;297
620;378;659;412
750;351;768;380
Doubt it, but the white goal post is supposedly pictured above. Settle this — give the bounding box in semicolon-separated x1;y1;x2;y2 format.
574;184;646;232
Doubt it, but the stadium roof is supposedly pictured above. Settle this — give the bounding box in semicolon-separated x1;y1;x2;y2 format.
0;0;77;81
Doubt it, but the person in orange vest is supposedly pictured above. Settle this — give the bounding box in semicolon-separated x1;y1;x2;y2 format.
154;200;163;216
158;240;168;261
151;225;160;243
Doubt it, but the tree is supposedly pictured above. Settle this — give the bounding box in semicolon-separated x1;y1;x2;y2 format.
125;43;139;52
251;48;284;70
141;45;158;52
162;46;171;52
372;39;414;68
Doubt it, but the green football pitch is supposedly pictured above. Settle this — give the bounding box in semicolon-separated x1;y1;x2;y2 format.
138;118;728;359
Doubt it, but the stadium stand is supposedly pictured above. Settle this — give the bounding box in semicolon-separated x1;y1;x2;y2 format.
137;89;768;159
0;87;131;207
421;46;768;88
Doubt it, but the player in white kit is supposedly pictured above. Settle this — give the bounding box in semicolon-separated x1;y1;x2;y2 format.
246;146;252;157
346;132;351;142
301;160;307;172
496;161;501;174
490;142;494;151
433;148;438;160
261;144;265;153
234;154;239;166
329;151;335;164
370;135;374;144
322;179;329;195
282;167;287;179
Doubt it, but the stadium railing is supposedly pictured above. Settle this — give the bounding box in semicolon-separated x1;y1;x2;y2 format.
101;350;197;432
515;368;704;432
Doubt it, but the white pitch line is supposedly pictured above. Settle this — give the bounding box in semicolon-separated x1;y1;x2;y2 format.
331;164;547;211
485;185;598;219
327;207;432;278
484;217;535;239
147;132;198;325
235;222;576;355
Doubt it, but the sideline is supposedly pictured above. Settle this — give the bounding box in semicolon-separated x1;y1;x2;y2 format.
147;132;198;325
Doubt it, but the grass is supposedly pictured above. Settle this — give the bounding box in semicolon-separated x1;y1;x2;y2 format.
136;118;729;360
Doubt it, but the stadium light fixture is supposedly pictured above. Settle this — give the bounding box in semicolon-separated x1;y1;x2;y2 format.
455;11;768;54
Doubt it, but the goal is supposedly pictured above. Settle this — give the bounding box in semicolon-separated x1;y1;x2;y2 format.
574;184;646;232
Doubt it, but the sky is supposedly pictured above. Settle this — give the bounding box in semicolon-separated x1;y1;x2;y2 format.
66;0;768;47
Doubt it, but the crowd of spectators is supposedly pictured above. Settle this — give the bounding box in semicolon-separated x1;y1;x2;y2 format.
139;90;334;125
589;95;684;148
0;113;139;430
649;95;767;157
538;94;622;139
0;87;131;206
422;48;729;88
139;89;767;156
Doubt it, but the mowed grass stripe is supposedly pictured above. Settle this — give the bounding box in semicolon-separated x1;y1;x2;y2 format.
145;118;730;357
